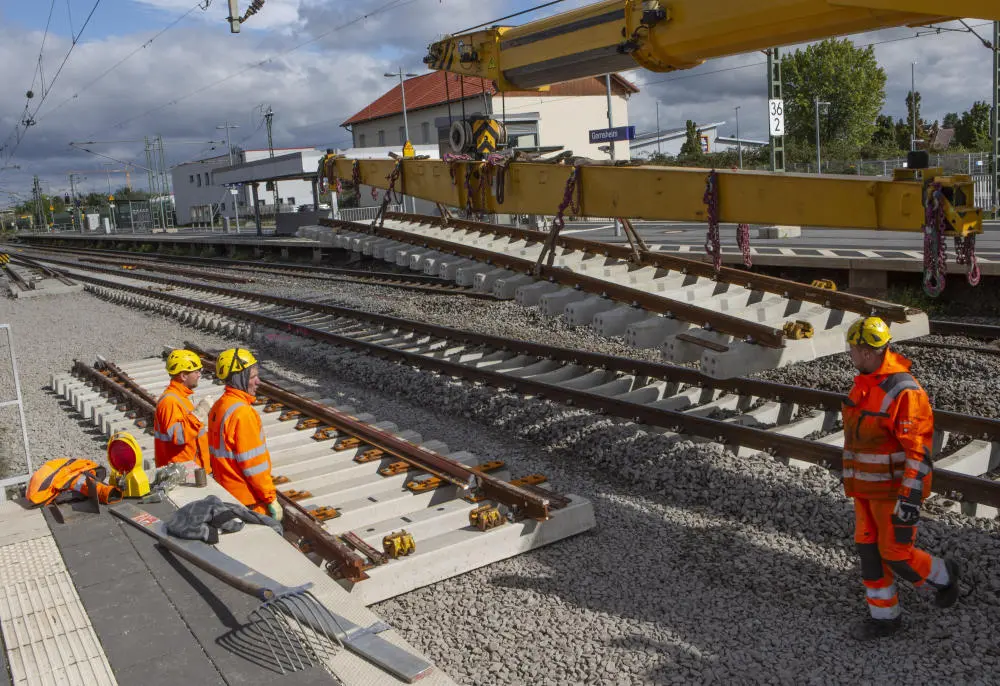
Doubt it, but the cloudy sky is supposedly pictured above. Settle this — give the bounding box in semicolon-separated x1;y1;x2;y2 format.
0;0;996;202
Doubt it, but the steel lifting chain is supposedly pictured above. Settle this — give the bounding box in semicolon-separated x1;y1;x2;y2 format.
371;160;402;229
534;165;582;275
736;223;752;268
954;234;982;286
922;184;948;297
483;153;510;206
703;170;722;272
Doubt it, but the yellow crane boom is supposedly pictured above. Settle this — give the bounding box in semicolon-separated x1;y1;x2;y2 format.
425;0;1000;90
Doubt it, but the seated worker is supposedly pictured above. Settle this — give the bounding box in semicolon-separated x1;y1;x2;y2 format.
154;349;211;473
207;348;282;522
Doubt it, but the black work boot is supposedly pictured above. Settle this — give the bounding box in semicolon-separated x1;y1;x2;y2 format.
852;615;903;641
935;558;962;609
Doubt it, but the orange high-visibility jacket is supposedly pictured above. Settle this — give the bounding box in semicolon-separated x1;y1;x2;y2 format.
26;458;121;506
154;379;211;472
842;350;934;503
207;387;275;513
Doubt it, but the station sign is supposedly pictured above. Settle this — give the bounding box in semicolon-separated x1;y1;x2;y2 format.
588;126;636;144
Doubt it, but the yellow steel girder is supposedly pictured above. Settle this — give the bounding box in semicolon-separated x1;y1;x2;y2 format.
424;0;1000;91
329;158;981;234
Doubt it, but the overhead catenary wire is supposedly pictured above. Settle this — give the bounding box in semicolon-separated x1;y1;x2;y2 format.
1;0;104;172
35;0;211;126
97;0;420;135
450;0;567;35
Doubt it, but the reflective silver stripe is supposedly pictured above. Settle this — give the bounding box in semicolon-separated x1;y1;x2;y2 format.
233;445;267;463
905;458;931;475
844;451;906;466
866;584;897;601
214;401;247;458
69;474;86;491
852;471;894;482
197;425;207;438
902;477;923;490
927;557;949;586
242;462;270;478
170;422;185;445
869;603;901;620
153;430;172;442
842;468;854;479
879;374;920;413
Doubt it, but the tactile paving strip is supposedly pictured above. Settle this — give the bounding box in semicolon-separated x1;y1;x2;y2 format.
0;519;116;685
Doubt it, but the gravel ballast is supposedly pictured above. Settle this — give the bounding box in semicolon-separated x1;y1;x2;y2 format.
5;261;1000;684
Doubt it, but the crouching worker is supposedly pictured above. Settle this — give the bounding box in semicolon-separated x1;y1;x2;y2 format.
843;316;961;640
155;349;212;473
207;348;282;522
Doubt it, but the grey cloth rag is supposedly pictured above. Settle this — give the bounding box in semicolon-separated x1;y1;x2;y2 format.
166;494;282;544
226;365;254;393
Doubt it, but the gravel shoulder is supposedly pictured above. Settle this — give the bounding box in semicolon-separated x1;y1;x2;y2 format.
4;265;1000;685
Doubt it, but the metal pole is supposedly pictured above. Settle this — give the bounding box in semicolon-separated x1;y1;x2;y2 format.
814;97;829;175
735;106;742;169
606;73;619;237
767;47;785;173
265;106;279;220
655;101;661;155
911;62;917;151
993;21;999;216
398;69;414;213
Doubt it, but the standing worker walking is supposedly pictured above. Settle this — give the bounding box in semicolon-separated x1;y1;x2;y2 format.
207;348;282;522
155;350;212;473
842;317;961;639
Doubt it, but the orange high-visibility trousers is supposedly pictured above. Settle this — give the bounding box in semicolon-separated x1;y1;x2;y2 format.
854;498;947;619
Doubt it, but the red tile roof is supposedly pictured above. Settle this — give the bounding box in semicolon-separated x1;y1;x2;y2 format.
342;72;638;127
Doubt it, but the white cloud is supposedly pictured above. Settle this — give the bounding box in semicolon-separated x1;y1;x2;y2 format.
1;7;996;201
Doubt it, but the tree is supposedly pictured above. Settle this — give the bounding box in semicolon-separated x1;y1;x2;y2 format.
904;91;931;148
783;39;887;153
955;101;992;150
942;112;960;129
870;114;896;147
679;120;702;158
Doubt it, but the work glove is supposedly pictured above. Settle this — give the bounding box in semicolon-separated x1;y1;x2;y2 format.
266;499;284;522
193;397;213;424
892;499;920;526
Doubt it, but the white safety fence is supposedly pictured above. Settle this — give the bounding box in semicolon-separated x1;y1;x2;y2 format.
338;204;403;223
974;174;996;214
0;325;32;491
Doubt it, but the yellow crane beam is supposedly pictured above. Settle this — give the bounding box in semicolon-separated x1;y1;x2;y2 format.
326;158;980;234
425;0;1000;90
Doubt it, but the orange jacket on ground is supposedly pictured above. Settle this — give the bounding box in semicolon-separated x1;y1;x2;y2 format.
207;387;275;513
154;379;211;472
842;349;934;503
26;458;121;506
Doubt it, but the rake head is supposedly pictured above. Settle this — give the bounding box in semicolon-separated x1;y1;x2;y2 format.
249;587;346;675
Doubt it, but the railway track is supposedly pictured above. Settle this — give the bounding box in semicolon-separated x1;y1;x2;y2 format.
28;254;1000;516
308;212;932;378
10;244;496;299
52;354;593;604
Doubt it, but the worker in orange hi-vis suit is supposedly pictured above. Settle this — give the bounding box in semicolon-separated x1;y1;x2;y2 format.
207;348;282;522
154;349;212;473
843;317;961;640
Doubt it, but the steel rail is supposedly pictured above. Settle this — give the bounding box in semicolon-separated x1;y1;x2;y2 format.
16;244;495;299
383;211;914;323
45;262;1000;510
33;254;1000;440
71;357;370;582
928;320;1000;340
79;257;255;285
322;218;789;348
185;343;554;520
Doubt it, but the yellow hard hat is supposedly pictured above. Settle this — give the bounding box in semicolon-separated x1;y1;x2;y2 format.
846;316;892;348
165;349;203;376
216;348;258;380
107;431;143;472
